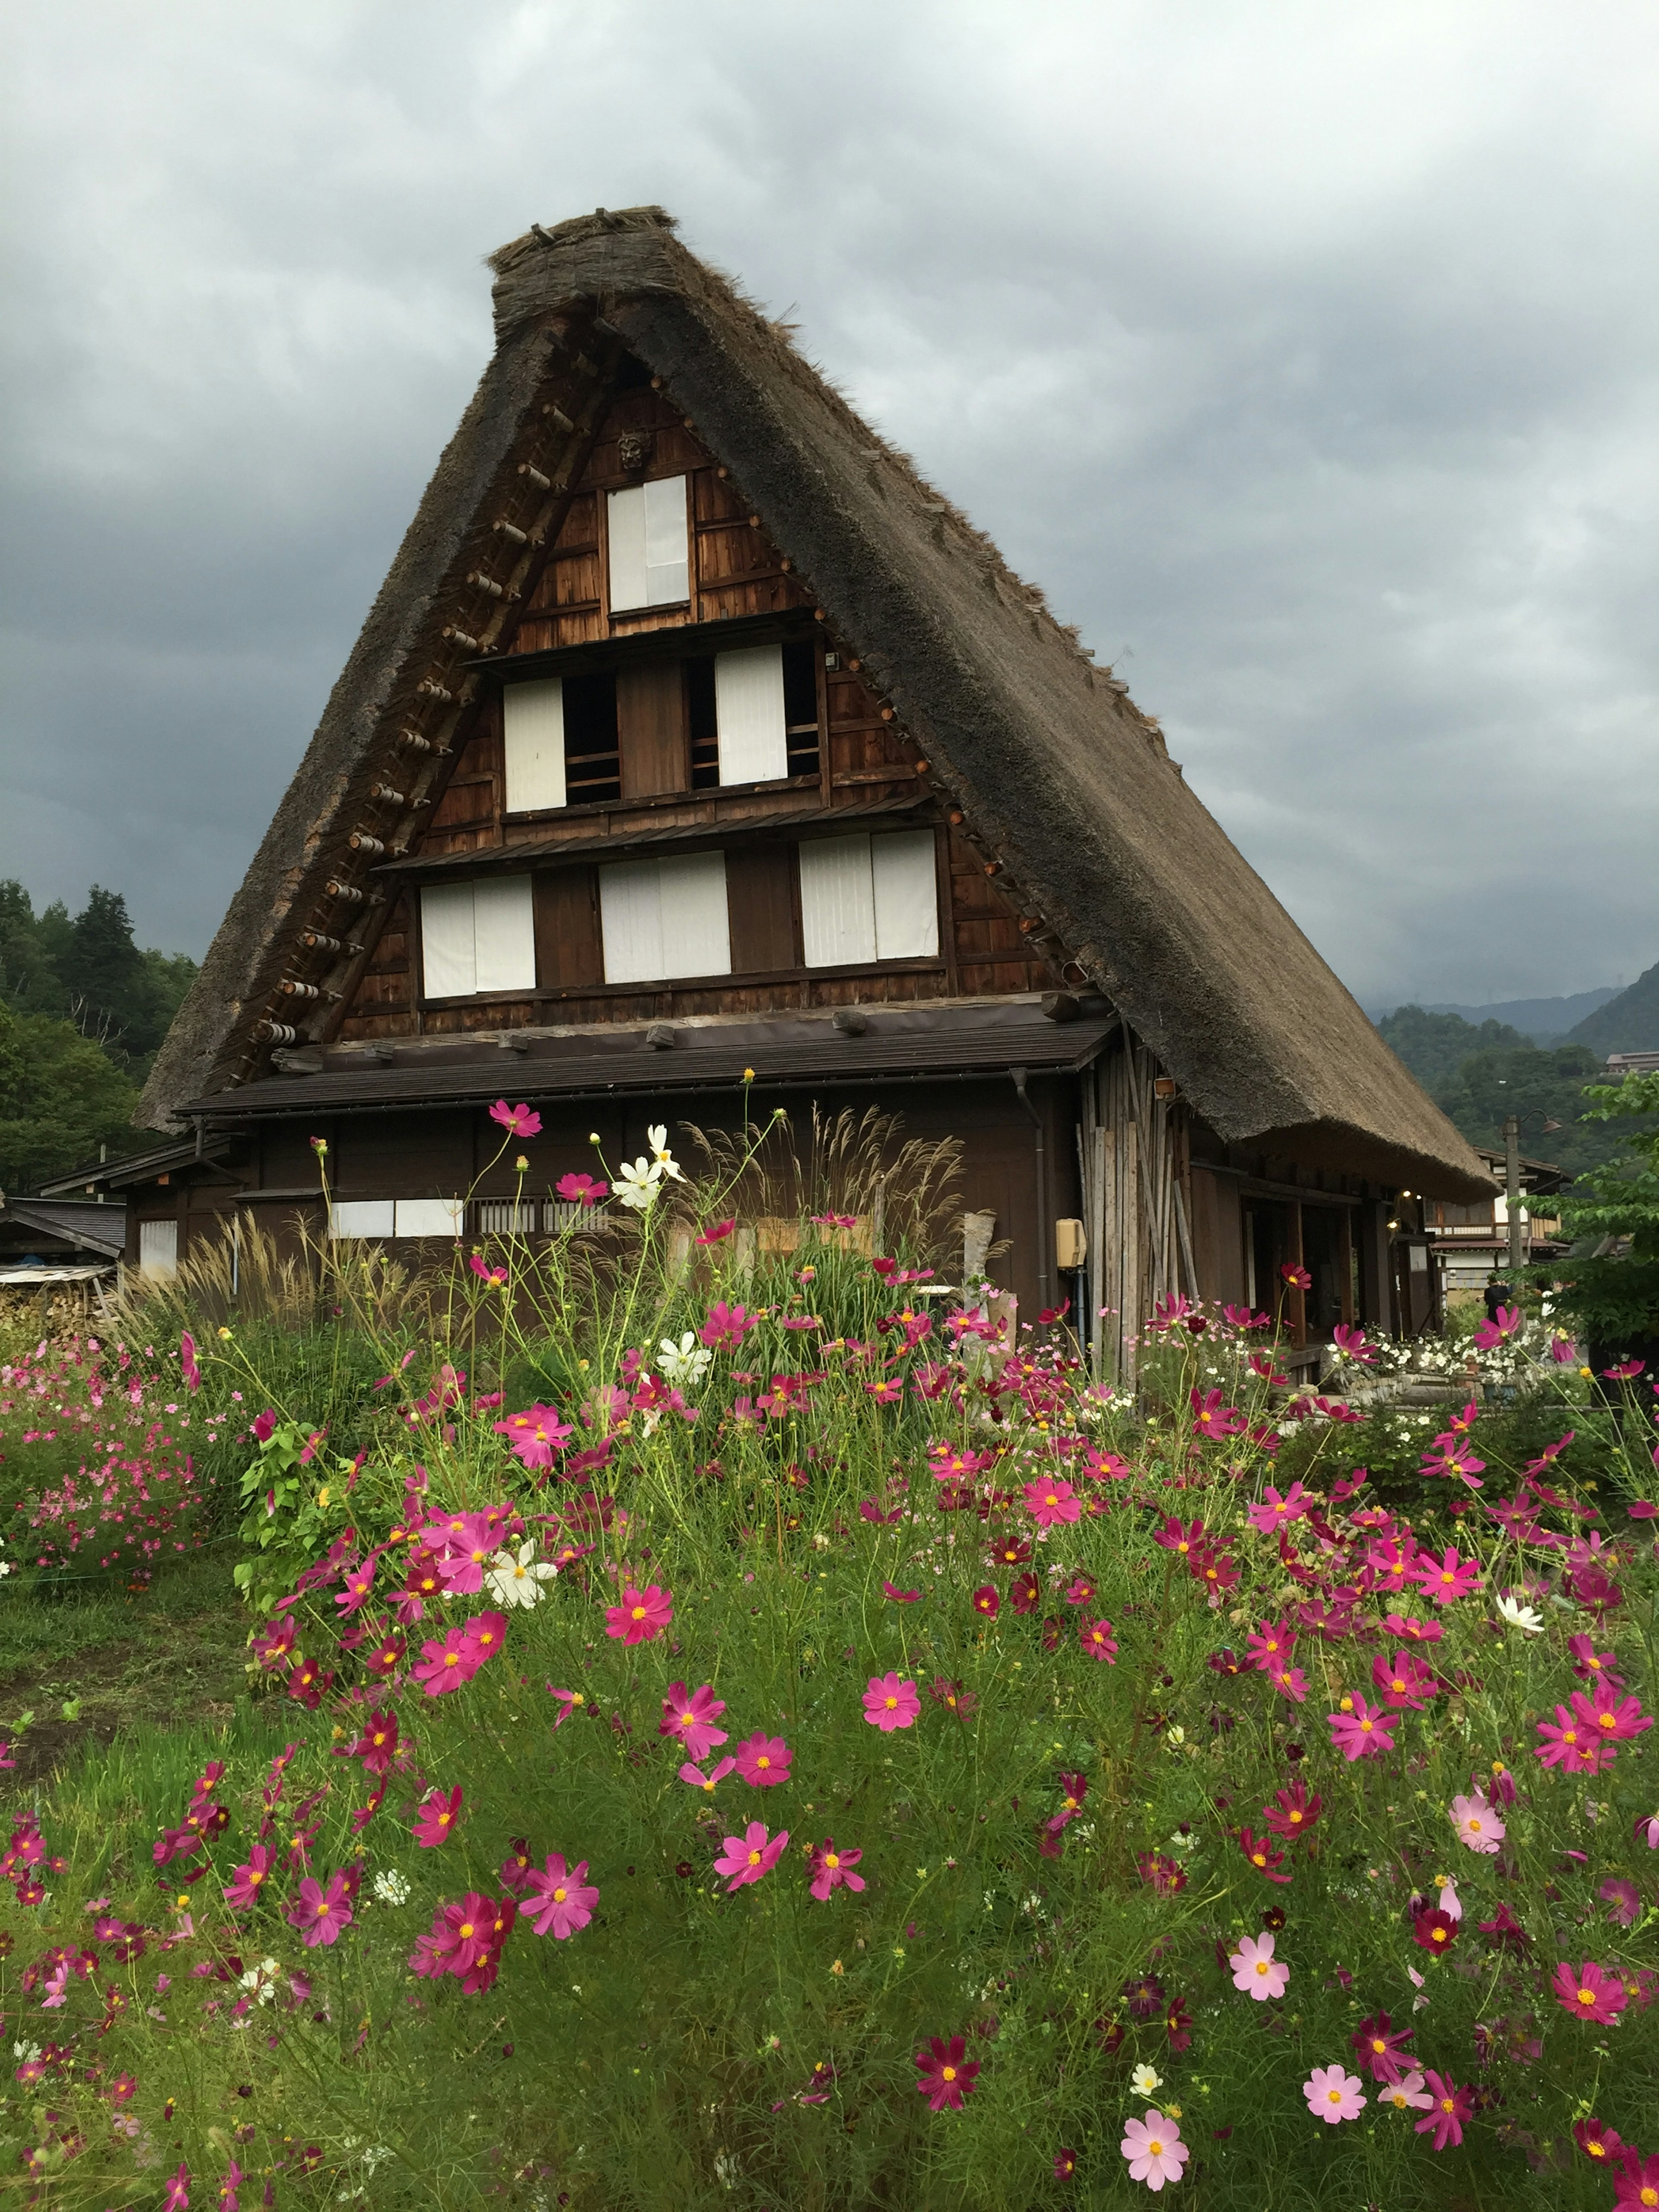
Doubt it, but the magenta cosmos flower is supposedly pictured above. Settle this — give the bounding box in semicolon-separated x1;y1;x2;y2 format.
1535;1705;1615;1775
1229;1931;1289;1999
1080;1616;1119;1662
1414;2072;1473;2150
605;1583;673;1644
1551;1959;1628;2025
286;1872;354;1947
1119;2109;1188;2191
493;1404;575;1470
915;2035;980;2112
489;1099;541;1137
1409;1545;1482;1606
807;1838;865;1899
1023;1476;1081;1527
863;1673;921;1731
1615;2156;1659;2209
222;1844;276;1910
1326;1696;1398;1761
734;1732;793;1786
679;1757;737;1793
555;1171;607;1206
1303;2065;1367;2123
1449;1792;1504;1854
413;1626;484;1696
660;1682;728;1761
714;1821;789;1892
522;1853;598;1939
411;1786;462;1848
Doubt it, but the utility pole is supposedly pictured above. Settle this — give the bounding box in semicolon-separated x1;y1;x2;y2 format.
1504;1112;1524;1275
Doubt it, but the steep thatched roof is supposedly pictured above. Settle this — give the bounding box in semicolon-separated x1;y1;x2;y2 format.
143;204;1491;1199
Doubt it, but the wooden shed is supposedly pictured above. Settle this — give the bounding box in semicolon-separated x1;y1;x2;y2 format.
114;205;1492;1368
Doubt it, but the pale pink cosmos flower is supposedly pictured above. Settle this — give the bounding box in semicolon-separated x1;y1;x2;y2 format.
659;1681;728;1762
1229;1931;1290;2000
522;1853;598;1939
1377;2069;1436;2113
1119;2109;1189;2191
1303;2065;1367;2123
678;1757;737;1793
713;1821;789;1892
1449;1792;1504;1854
863;1673;921;1732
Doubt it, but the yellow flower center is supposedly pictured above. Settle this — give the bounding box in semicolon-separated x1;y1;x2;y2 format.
632;1607;646;1621
1147;2137;1164;2156
1578;1988;1595;2006
941;2066;956;2082
747;1850;761;1866
825;1853;839;1869
458;1922;474;1939
553;1888;567;1904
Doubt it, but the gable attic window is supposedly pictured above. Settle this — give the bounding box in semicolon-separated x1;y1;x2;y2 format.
420;877;536;998
798;830;939;967
502;672;619;813
689;641;822;790
598;849;731;985
607;476;690;612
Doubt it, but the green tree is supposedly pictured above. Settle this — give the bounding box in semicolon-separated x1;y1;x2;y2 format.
1376;1004;1532;1090
0;998;142;1194
0;882;65;1014
1533;1069;1659;1357
61;884;147;1045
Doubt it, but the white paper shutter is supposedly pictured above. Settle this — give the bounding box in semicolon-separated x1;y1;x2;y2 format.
871;830;939;958
138;1219;178;1275
421;881;477;998
657;849;731;976
799;834;877;967
599;857;665;984
330;1201;395;1240
715;645;788;785
471;877;536;993
502;679;566;813
607;476;689;611
393;1198;465;1238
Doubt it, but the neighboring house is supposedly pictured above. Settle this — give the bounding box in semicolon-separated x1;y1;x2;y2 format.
75;206;1491;1373
1425;1144;1569;1301
0;1194;126;1302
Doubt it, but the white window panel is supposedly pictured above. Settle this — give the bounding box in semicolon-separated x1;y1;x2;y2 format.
394;1198;464;1238
871;830;939;958
421;881;477;998
714;644;788;785
599;849;731;984
330;1201;395;1240
607;476;690;611
138;1219;178;1276
799;834;877;967
472;877;536;993
421;879;535;998
503;679;566;814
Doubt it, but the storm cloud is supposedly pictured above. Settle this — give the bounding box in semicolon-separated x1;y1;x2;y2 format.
3;0;1656;1009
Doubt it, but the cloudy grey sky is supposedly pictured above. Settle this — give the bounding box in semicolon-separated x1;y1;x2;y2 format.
3;0;1656;1011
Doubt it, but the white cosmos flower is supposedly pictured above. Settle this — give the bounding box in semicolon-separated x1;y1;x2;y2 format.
371;1870;410;1907
1495;1593;1545;1635
615;1157;664;1210
1131;2062;1162;2097
645;1124;684;1181
485;1541;559;1608
658;1332;712;1388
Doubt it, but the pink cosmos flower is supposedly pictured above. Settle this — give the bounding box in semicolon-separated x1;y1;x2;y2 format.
1615;2156;1659;2209
1229;1931;1289;1999
555;1172;607;1206
1573;1684;1653;1744
1119;2109;1189;2190
605;1583;673;1645
1551;1958;1628;2025
1372;1650;1437;1710
1271;1663;1309;1702
972;1584;1001;1619
1352;2010;1413;2082
915;2035;980;2112
1535;1705;1615;1774
489;1100;541;1137
1190;1387;1246;1439
1080;1616;1119;1662
1449;1792;1504;1854
698;1301;761;1351
164;2165;191;2212
1262;1780;1321;1843
1023;1476;1082;1526
713;1821;789;1892
1281;1262;1311;1290
494;1404;575;1468
863;1672;921;1731
694;1217;735;1244
1246;1484;1311;1535
1303;2065;1367;2123
735;1732;792;1786
1414;2072;1473;2150
412;1625;484;1695
678;1757;738;1793
1331;1321;1374;1363
522;1853;598;1939
1409;1545;1482;1607
286;1872;354;1947
660;1682;728;1762
881;1580;922;1602
469;1254;509;1285
1377;2068;1435;2113
180;1332;201;1392
1600;1876;1641;1928
222;1845;276;1910
412;1786;463;1848
461;1610;507;1667
1326;1696;1398;1761
807;1838;866;1899
1239;1827;1290;1884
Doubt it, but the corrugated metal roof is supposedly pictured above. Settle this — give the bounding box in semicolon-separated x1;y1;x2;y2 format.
182;1007;1114;1119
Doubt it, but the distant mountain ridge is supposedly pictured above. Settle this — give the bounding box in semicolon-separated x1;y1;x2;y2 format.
1370;986;1619;1043
1566;958;1659;1055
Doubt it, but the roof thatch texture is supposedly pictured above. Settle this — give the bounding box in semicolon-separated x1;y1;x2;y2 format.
143;204;1490;1198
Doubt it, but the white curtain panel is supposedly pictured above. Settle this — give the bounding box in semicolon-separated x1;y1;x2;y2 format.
329;1201;395;1239
502;678;566;814
138;1219;179;1275
871;830;940;958
799;834;878;967
607;475;690;611
394;1198;465;1237
420;880;478;998
600;849;731;983
470;877;537;993
715;643;788;785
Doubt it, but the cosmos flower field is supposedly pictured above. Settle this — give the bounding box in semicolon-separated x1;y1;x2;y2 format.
2;1116;1657;2210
